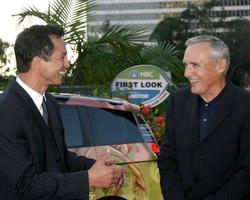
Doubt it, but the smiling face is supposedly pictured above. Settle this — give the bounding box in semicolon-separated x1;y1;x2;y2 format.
183;42;226;101
38;35;70;86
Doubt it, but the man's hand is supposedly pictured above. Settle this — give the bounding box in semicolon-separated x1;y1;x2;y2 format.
88;150;125;189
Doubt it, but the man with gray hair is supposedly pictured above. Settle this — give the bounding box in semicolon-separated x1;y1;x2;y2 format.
158;35;250;199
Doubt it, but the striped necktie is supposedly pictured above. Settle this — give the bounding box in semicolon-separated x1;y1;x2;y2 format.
42;97;48;125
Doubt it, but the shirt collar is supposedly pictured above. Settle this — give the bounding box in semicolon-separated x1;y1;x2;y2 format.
16;76;45;113
199;83;228;106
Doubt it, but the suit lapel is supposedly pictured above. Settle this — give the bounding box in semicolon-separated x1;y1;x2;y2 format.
10;80;48;129
199;83;234;143
9;80;47;171
9;80;65;171
188;94;200;146
45;95;64;158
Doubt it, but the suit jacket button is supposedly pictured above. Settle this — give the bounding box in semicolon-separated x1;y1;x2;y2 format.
194;177;199;184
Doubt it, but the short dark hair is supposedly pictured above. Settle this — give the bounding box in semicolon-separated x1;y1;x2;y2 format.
14;24;65;73
231;64;250;88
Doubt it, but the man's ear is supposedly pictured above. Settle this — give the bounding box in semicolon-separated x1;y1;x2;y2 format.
216;58;227;74
30;56;41;71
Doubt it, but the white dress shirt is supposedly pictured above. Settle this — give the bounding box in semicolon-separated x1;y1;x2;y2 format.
16;76;45;116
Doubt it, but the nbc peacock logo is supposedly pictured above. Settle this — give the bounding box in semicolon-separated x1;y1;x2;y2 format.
129;70;139;78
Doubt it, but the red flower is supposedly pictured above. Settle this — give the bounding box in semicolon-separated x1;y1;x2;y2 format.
139;104;165;144
140;104;151;115
154;116;165;125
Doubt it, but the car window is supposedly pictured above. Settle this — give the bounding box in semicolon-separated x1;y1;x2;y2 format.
82;107;144;146
60;106;84;147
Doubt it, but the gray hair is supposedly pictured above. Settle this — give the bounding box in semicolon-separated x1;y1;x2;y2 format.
185;35;230;69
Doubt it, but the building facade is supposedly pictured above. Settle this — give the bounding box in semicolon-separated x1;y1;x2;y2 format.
212;0;250;20
87;0;250;37
87;0;160;37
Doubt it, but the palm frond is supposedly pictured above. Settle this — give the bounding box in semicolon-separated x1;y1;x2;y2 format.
140;41;179;62
13;6;50;24
13;0;186;87
63;0;95;44
138;42;186;85
50;0;72;24
98;25;148;44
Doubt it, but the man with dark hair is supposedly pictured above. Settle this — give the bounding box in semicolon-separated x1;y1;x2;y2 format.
158;35;250;199
0;24;124;200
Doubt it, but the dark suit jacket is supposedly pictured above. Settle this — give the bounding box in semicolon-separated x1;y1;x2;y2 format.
158;82;250;200
0;80;95;200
